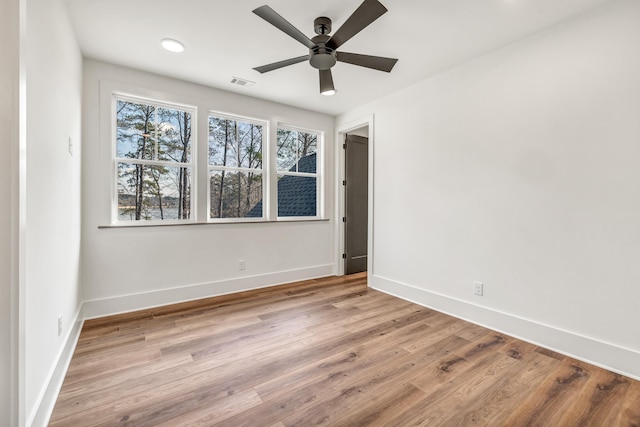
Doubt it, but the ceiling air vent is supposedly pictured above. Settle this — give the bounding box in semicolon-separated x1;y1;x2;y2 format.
230;77;255;87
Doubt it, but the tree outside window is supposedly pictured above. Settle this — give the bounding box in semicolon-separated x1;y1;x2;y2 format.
208;114;264;219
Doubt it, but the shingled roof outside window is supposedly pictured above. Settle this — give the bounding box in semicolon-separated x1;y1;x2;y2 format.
246;153;317;217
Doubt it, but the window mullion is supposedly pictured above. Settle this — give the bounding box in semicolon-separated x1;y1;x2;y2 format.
209;165;261;174
154;108;159;161
278;171;317;178
235;120;240;168
116;157;191;168
197;106;209;222
268;122;278;220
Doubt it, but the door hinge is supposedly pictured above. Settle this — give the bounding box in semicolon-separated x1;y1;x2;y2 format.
342;217;346;223
342;253;347;259
342;180;346;186
343;143;346;149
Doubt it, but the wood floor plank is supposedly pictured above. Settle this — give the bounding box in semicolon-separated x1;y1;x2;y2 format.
328;382;427;427
55;352;194;402
106;329;327;419
438;352;562;426
279;331;475;426
500;358;593;426
556;368;631;426
49;402;116;427
389;351;522;426
253;320;433;403
145;314;264;343
114;391;200;426
400;315;466;353
154;389;263;427
62;347;162;386
49;274;640;426
223;345;411;427
616;380;640;426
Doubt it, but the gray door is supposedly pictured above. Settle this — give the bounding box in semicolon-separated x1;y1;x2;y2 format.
344;134;368;275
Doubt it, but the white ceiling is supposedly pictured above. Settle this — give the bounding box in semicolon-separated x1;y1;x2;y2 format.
65;0;614;116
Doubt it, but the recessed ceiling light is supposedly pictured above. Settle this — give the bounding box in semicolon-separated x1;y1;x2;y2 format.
321;89;336;96
161;38;184;53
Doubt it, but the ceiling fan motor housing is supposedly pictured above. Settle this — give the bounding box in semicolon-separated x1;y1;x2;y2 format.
314;16;332;35
309;33;336;70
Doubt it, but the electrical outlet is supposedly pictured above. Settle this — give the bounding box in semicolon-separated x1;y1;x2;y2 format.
238;260;246;271
57;315;63;336
473;281;483;296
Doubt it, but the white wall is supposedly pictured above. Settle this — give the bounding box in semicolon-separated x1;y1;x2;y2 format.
1;0;21;424
24;0;83;424
81;60;335;316
338;0;640;378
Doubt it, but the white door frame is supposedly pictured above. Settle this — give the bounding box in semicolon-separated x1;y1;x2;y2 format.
334;115;374;283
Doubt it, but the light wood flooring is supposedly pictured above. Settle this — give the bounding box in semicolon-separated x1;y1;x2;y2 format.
50;273;640;426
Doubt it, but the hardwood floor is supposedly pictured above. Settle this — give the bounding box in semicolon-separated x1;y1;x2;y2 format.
50;274;640;426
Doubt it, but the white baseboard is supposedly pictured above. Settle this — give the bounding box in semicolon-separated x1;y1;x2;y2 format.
29;309;83;427
41;268;636;427
371;274;640;381
81;264;334;320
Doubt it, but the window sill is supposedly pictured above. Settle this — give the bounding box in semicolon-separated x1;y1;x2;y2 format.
98;218;330;229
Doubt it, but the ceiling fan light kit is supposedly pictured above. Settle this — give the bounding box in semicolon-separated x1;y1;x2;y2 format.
252;0;398;95
319;69;336;95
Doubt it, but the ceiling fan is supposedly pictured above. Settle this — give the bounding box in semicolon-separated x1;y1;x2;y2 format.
252;0;398;95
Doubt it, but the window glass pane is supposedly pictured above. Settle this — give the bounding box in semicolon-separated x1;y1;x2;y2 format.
296;152;317;174
208;116;238;167
210;170;263;218
157;107;192;163
277;128;318;172
209;116;264;169
117;162;191;221
236;121;263;169
277;128;298;171
116;100;156;160
277;175;316;217
296;132;317;173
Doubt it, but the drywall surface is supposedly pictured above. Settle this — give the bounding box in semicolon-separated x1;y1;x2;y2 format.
338;0;640;374
24;0;83;423
1;0;20;424
81;60;335;309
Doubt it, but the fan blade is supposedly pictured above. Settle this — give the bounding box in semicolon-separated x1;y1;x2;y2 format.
253;55;310;74
319;69;335;95
337;51;398;72
253;5;315;49
327;0;387;49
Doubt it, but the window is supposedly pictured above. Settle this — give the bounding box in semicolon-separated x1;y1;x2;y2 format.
208;114;265;219
109;90;325;225
277;126;319;218
114;96;193;223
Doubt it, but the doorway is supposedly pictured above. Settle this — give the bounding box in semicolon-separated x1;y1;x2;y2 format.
344;132;369;275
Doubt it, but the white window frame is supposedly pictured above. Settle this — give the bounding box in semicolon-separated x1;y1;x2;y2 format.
207;111;268;222
102;84;326;227
276;124;323;220
111;93;197;225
